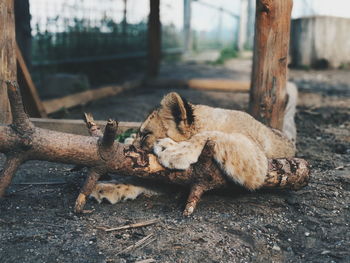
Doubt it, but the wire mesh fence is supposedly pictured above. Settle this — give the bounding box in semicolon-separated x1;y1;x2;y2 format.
191;0;240;51
29;0;183;67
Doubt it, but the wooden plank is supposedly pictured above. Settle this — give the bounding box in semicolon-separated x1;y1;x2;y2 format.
147;78;250;92
147;0;161;78
42;80;141;114
16;43;47;117
31;118;140;136
187;79;250;92
0;0;16;124
249;0;293;130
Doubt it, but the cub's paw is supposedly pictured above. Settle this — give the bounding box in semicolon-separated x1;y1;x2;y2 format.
90;183;154;204
153;139;202;170
153;138;177;155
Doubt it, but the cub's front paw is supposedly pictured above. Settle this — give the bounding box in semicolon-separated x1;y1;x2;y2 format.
153;138;177;155
153;139;201;170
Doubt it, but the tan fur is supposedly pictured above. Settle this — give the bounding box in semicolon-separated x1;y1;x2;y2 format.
90;182;158;204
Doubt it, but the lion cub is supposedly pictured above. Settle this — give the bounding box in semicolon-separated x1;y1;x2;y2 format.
90;84;297;203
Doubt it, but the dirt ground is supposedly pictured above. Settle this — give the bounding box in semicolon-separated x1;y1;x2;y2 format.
1;58;349;263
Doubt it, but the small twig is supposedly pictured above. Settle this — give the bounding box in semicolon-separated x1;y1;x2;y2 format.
83;112;103;137
9;185;33;194
13;181;67;185
97;219;159;232
101;119;118;148
117;234;155;255
135;259;156;263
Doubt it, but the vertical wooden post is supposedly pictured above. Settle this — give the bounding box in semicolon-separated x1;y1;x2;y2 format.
183;0;192;53
147;0;161;78
249;0;293;130
0;0;16;124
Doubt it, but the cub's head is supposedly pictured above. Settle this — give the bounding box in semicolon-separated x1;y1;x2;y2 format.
134;92;195;151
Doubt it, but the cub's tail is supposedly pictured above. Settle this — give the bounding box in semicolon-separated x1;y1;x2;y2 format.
283;82;298;144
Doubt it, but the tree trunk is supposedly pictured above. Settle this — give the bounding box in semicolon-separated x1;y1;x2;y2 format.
249;0;293;129
0;0;16;124
0;82;310;216
147;0;161;78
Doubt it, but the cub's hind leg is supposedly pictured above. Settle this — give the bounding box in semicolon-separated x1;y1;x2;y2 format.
211;133;268;190
90;182;159;204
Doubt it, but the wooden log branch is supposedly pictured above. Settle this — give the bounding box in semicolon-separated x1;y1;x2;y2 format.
0;83;310;215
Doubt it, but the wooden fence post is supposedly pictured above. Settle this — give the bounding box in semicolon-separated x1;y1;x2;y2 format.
0;0;16;124
249;0;293;130
147;0;161;78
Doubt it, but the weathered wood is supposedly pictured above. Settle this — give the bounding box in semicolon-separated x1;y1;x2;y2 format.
188;79;250;92
249;0;293;129
147;78;250;92
0;0;16;124
0;83;310;215
147;0;161;78
16;44;47;118
42;80;141;114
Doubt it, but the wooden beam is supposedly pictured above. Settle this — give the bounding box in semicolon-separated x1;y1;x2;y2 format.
16;43;47;117
147;78;250;92
30;118;140;136
42;80;141;114
147;0;161;78
0;0;16;124
187;79;250;92
249;0;293;130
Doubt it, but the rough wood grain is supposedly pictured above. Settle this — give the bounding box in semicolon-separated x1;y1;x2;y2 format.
0;0;16;124
249;0;293;129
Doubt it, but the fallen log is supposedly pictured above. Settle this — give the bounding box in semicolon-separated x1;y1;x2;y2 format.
0;81;310;216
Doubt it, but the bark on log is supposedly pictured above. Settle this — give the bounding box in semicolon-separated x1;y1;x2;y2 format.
0;83;310;215
0;0;16;124
249;0;293;130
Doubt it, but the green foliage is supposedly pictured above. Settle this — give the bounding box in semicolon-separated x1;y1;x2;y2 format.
115;128;138;143
213;46;238;65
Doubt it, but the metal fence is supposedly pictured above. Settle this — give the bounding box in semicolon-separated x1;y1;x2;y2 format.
191;0;240;51
29;0;183;66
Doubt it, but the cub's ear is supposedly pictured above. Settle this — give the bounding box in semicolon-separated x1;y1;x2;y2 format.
160;92;194;127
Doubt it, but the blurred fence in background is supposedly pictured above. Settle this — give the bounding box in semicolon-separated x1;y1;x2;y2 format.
25;0;253;89
30;0;183;66
191;0;240;51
